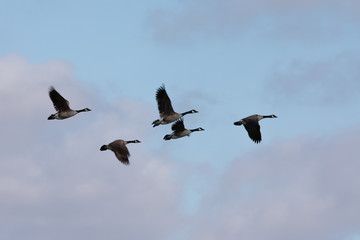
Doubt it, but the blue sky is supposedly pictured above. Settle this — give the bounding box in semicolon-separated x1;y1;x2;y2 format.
1;0;360;239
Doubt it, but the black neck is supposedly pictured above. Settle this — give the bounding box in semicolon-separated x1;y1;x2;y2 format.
181;110;193;116
190;128;201;132
76;108;87;113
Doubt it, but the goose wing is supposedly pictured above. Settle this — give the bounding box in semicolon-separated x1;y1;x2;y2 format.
156;85;175;116
109;140;130;165
244;122;262;143
171;118;186;133
49;87;71;112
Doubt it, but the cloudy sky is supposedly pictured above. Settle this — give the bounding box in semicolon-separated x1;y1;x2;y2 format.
1;0;360;239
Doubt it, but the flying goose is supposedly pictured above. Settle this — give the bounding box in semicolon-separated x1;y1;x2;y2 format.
100;139;141;165
48;86;91;120
163;118;204;140
152;85;198;127
234;114;277;143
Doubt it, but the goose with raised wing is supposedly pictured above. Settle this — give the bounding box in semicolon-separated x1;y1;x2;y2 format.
152;85;198;127
100;139;141;165
47;86;91;120
234;114;277;143
163;118;204;140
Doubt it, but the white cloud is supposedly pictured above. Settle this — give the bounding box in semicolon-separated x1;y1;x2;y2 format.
0;54;184;240
1;54;360;240
185;128;360;240
266;52;360;105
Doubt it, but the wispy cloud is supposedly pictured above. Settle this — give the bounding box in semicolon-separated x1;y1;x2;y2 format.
266;52;360;105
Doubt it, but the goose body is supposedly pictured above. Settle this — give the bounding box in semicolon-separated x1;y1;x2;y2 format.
152;85;198;127
163;118;204;140
47;86;91;120
100;139;141;165
234;114;277;143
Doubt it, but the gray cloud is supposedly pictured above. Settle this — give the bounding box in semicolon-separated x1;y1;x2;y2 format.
0;55;185;240
266;52;360;105
1;54;360;240
185;128;360;240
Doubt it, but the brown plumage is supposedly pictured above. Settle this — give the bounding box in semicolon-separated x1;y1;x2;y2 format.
234;114;277;143
163;118;204;140
100;139;141;165
152;85;198;127
48;86;91;120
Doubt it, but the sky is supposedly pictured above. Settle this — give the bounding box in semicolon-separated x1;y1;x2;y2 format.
1;0;360;239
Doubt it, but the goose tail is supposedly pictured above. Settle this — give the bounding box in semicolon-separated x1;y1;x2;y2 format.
234;121;243;126
48;114;56;120
163;134;172;140
100;145;108;151
152;119;161;127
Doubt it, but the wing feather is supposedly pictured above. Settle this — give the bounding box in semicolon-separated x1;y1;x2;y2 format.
171;118;186;132
244;122;262;143
49;87;71;111
109;140;130;165
156;85;175;115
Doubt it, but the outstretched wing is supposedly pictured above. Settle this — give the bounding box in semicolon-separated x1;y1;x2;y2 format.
244;122;262;143
171;118;186;132
156;85;175;115
49;87;71;112
110;140;130;165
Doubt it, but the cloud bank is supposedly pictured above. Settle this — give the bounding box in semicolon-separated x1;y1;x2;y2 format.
1;55;359;240
0;55;184;240
187;129;360;240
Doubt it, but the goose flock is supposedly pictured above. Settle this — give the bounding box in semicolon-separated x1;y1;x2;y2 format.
48;85;277;165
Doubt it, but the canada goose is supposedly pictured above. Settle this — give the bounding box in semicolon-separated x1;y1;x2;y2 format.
100;139;141;165
163;118;204;140
234;114;277;143
47;86;91;120
152;85;198;127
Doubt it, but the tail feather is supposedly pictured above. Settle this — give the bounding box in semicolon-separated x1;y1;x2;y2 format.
152;119;160;127
163;134;172;140
234;121;243;126
100;145;108;151
48;114;56;120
